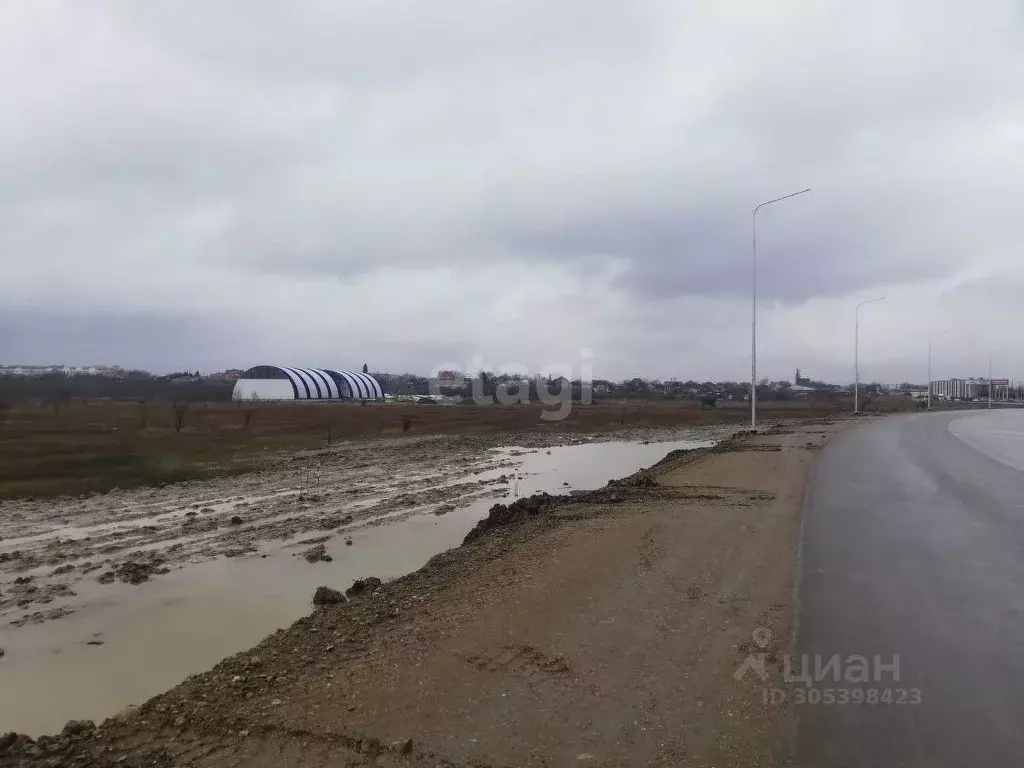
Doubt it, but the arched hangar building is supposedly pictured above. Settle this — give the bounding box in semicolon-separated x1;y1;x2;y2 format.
232;366;383;401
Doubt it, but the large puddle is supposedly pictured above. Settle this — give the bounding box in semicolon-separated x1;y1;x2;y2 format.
0;434;720;734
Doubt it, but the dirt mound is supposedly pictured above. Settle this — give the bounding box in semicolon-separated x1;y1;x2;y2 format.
345;577;382;598
96;559;169;585
462;493;557;543
312;586;346;605
0;720;102;765
302;544;331;563
607;471;658;488
461;468;669;545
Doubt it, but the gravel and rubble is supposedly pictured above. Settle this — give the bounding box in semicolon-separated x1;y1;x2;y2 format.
0;434;524;628
0;417;845;767
0;421;759;747
0;427;729;631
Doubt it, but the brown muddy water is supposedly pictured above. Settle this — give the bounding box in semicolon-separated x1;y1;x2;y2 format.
0;431;725;734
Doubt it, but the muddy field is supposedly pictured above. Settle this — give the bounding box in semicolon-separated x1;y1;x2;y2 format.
0;400;852;498
0;422;734;735
0;416;848;767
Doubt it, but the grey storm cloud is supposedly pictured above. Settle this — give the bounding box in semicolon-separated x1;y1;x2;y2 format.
0;309;220;371
2;0;1023;380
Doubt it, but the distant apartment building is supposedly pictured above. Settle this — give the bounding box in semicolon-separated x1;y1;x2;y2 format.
930;377;1011;401
0;364;107;377
0;365;61;376
930;378;972;400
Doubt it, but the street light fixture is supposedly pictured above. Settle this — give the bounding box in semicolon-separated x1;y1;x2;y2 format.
986;349;1006;408
989;353;993;409
751;187;812;431
927;330;949;411
854;296;885;414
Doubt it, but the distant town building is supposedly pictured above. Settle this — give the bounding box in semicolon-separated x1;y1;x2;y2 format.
0;364;110;376
429;369;462;395
206;369;244;382
930;377;1010;401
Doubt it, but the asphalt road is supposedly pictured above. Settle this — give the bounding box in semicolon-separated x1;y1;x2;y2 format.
795;410;1024;767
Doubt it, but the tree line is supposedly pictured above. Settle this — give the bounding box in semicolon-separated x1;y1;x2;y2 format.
0;370;859;406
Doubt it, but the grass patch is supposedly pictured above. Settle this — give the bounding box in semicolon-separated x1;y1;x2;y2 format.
0;399;847;499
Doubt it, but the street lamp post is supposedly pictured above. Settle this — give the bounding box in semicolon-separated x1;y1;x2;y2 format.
927;330;949;411
751;187;811;431
854;296;885;414
984;347;1010;407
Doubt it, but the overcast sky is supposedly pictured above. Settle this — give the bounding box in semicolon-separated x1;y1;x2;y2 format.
2;1;1023;383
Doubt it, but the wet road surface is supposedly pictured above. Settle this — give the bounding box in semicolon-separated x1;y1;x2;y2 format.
796;411;1024;767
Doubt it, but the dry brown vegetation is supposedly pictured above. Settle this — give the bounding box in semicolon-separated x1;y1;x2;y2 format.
0;399;856;499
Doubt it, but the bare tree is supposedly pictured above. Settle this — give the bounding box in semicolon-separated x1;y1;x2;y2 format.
243;391;258;428
172;402;187;433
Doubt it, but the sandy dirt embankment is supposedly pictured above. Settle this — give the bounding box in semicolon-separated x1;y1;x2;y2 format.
0;418;845;767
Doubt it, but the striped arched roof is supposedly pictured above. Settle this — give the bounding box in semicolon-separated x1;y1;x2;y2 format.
324;369;383;400
239;366;382;399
